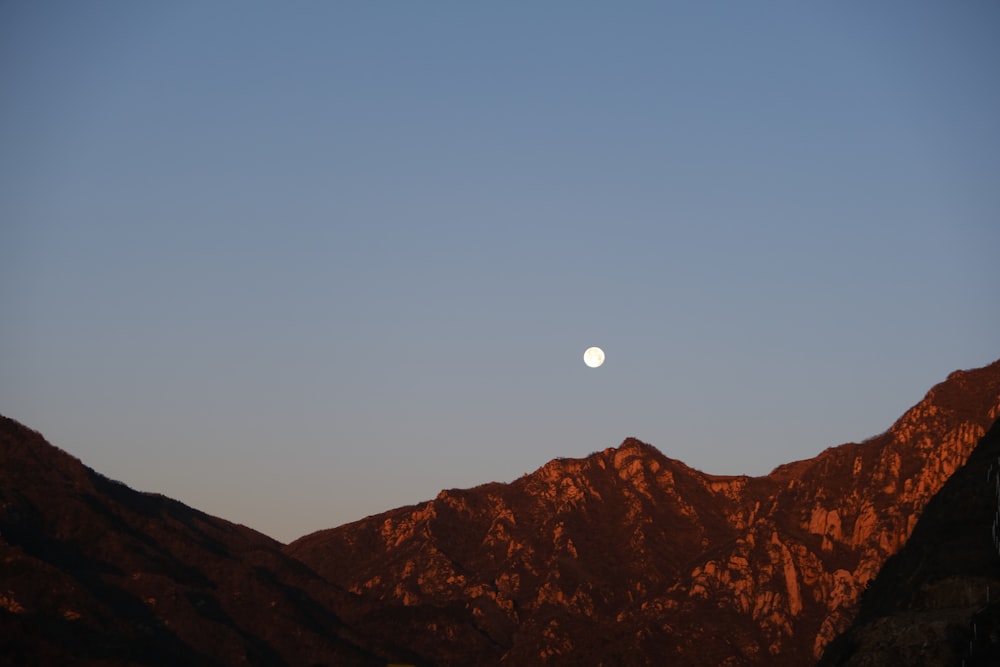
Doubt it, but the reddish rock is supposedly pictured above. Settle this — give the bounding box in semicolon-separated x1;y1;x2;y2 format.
287;360;1000;665
820;419;1000;666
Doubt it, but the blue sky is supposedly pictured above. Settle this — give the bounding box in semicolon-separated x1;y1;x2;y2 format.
2;2;998;542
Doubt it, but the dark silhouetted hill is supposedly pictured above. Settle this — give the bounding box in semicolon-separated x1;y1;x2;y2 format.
0;416;421;666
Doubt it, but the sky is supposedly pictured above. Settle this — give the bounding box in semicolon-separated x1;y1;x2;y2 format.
2;2;998;543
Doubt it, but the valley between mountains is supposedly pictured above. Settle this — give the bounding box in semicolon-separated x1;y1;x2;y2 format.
3;360;1000;665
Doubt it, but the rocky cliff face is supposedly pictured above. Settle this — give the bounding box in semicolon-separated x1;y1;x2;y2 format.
819;418;1000;667
286;360;1000;666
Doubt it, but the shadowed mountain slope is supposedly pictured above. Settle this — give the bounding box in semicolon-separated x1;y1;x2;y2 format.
819;418;1000;666
0;416;420;667
286;360;1000;666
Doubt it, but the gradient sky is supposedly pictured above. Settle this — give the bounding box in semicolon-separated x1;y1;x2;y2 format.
2;2;998;543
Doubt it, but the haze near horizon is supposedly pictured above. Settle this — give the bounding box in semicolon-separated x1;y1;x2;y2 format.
2;2;998;542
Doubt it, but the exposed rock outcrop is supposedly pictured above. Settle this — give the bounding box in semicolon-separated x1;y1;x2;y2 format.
819;418;1000;666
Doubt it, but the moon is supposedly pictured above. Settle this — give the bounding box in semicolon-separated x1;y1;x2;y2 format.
583;346;605;368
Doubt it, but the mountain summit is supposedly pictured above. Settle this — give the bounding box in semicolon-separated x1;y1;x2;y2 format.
287;360;1000;665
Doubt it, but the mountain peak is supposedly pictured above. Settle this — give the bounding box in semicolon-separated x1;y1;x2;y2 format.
617;436;657;452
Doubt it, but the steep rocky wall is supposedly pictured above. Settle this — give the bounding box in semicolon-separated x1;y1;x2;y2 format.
819;418;1000;666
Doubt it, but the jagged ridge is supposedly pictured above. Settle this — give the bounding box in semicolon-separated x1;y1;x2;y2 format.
286;360;1000;666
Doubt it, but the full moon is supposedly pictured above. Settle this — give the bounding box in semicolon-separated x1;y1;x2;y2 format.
583;346;605;368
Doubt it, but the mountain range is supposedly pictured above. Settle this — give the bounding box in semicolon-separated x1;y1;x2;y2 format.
2;359;999;665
